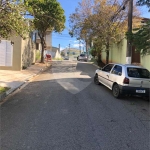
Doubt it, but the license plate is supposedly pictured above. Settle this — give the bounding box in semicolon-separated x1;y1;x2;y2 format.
136;90;145;93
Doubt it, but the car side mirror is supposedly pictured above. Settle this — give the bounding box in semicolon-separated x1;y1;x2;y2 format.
99;67;102;70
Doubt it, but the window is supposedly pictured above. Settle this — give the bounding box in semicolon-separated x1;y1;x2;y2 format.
127;67;150;79
111;65;122;76
80;54;85;57
36;43;39;50
102;64;114;72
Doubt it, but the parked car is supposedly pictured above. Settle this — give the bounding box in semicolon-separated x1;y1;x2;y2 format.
64;56;69;60
94;63;150;99
77;54;87;61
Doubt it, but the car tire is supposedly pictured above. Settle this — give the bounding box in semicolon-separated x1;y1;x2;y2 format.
94;74;100;85
112;84;121;98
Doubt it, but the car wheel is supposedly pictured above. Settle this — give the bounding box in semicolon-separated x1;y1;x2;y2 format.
94;74;100;85
112;84;121;98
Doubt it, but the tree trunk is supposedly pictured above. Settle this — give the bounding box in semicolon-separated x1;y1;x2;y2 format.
97;52;101;66
41;42;44;63
106;41;109;64
106;50;109;64
38;32;45;63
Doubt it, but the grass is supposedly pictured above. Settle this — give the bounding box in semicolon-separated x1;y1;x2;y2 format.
53;58;63;60
0;86;10;94
36;50;41;62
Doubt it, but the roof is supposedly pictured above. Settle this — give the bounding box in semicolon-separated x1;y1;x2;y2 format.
108;63;145;69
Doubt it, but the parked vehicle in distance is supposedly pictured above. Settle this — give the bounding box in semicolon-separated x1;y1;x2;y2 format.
77;54;87;61
64;56;69;60
94;63;150;99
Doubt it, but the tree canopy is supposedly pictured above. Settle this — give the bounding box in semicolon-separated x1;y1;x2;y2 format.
0;0;30;39
69;0;140;64
126;0;150;55
137;0;150;11
25;0;66;62
130;20;150;55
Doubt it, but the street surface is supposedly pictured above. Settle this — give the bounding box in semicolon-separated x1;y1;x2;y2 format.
1;61;150;150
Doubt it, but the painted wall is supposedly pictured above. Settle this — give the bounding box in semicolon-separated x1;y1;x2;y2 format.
45;31;52;47
101;38;127;64
21;36;35;68
0;35;35;71
0;36;22;70
141;55;150;71
101;38;150;71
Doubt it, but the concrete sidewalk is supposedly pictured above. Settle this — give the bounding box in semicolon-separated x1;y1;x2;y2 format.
0;62;51;102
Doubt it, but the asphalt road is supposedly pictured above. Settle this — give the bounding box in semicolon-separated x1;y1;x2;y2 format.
1;61;150;150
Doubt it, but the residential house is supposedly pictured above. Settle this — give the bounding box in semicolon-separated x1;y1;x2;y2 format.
34;31;61;59
0;34;35;71
101;17;150;71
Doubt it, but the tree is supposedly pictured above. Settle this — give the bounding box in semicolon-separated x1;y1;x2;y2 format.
61;51;65;57
25;0;65;63
69;0;140;64
125;1;150;56
90;37;105;66
69;0;128;64
0;0;30;39
137;0;150;11
129;20;150;55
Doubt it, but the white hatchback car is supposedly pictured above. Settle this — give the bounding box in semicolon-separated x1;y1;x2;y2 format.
94;63;150;98
77;54;87;61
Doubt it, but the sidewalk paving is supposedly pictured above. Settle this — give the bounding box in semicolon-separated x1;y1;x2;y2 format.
0;62;51;102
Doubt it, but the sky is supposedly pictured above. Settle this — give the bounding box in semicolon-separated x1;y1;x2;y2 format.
52;0;150;51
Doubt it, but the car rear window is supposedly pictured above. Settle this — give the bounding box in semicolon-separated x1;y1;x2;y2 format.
127;67;150;79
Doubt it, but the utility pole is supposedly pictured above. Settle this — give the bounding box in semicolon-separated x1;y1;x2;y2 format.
126;0;133;64
79;41;81;54
58;44;60;53
69;43;70;60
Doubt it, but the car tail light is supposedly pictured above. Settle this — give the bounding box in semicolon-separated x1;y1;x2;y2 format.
123;77;129;84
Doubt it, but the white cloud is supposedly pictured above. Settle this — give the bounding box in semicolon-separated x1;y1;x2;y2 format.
73;40;78;43
72;43;84;48
60;47;65;51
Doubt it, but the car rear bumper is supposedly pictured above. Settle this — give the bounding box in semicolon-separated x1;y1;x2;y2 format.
119;85;150;97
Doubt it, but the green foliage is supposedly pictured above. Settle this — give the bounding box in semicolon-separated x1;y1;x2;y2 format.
61;51;65;57
35;50;41;62
26;0;65;33
0;86;10;94
0;0;30;39
69;0;131;64
128;20;150;55
25;0;65;63
137;0;150;11
90;48;97;57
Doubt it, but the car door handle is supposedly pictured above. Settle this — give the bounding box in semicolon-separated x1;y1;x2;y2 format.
106;75;109;77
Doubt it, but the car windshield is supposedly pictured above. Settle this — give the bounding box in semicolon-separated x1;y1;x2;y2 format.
127;67;150;79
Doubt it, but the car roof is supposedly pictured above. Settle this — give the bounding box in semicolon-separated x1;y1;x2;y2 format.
108;63;146;69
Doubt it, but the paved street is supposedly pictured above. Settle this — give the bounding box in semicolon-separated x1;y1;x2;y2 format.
0;61;150;150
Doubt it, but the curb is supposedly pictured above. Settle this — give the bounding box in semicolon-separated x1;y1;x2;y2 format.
0;64;51;103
